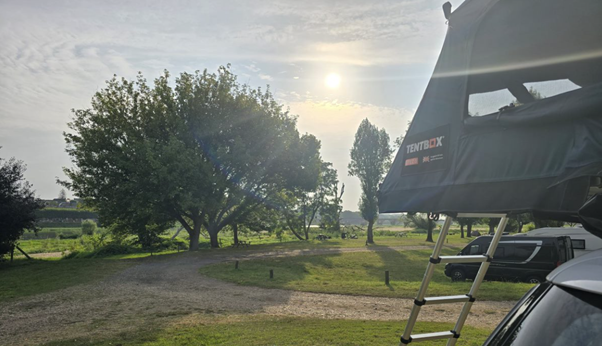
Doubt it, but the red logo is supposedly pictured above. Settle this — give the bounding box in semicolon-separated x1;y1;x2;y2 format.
405;158;419;166
423;156;430;163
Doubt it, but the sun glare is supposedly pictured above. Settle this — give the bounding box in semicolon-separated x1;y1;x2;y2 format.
325;73;341;89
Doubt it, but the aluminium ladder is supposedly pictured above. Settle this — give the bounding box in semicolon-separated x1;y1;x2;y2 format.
400;213;509;346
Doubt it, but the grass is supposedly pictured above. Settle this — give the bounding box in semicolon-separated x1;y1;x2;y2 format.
0;258;136;302
199;248;534;301
43;314;492;346
17;237;83;254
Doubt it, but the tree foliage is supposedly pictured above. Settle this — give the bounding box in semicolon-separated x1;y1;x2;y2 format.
348;119;392;244
278;160;338;240
0;154;43;258
62;66;319;249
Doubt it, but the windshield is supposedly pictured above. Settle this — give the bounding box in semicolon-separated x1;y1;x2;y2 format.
489;284;602;345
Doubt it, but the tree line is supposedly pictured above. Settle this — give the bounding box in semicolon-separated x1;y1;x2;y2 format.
0;68;567;256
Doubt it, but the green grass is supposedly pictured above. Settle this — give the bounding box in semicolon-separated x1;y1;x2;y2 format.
0;258;136;302
199;248;534;301
17;237;84;254
43;314;492;346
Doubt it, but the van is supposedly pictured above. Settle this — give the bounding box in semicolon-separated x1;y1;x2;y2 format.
444;236;574;283
514;227;602;258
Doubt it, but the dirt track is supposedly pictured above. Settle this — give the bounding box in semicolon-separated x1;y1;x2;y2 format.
0;246;515;345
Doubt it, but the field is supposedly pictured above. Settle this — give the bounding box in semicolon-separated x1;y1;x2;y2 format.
199;247;534;301
1;227;529;346
0;258;136;302
43;315;491;346
15;224;486;256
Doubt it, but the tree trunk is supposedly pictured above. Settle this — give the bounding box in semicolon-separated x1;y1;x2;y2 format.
426;218;434;242
460;224;465;238
518;222;523;233
304;226;309;241
489;224;495;235
189;224;201;251
209;230;219;248
233;223;239;245
467;224;473;237
366;220;375;244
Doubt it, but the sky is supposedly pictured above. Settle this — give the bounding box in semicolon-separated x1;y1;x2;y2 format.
0;0;465;211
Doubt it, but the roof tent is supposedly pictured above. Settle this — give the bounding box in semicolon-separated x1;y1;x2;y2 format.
379;0;602;222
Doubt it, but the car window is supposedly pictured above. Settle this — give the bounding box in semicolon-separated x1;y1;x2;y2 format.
572;239;586;250
507;244;536;262
468;244;481;255
487;284;602;346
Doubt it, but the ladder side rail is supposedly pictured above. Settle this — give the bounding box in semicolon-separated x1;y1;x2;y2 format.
400;216;453;345
446;215;509;346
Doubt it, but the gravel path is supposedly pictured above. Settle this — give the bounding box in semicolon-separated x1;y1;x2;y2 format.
0;246;515;345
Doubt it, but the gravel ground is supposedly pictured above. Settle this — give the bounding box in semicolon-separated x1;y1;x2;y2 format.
0;246;515;345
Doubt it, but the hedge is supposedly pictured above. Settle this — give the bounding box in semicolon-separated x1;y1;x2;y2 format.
36;208;98;220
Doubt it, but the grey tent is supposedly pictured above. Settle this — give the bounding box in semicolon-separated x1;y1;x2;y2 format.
379;0;602;224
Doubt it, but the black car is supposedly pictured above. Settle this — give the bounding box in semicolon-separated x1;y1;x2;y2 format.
484;249;602;346
444;235;574;283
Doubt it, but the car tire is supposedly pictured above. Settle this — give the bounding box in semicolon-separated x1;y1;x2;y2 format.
525;275;543;284
450;268;466;282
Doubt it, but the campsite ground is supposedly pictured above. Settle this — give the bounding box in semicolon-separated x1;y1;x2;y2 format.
0;237;528;346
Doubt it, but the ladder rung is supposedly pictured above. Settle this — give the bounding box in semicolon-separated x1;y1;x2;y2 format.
439;255;488;263
411;331;454;342
423;295;470;305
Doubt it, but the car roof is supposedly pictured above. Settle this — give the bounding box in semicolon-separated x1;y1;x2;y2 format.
473;235;564;241
547;249;602;295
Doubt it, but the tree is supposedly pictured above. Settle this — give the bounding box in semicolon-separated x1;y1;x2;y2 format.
58;188;67;201
456;217;477;238
0;154;43;258
407;213;435;242
279;159;335;240
81;219;97;235
319;181;344;232
348;118;392;244
62;66;319;250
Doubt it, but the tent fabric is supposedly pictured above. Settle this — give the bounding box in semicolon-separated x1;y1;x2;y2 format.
379;0;602;220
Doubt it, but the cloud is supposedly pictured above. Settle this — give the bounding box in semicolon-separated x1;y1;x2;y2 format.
244;63;261;72
258;74;273;81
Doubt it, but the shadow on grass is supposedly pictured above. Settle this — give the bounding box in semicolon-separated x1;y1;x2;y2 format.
41;314;493;346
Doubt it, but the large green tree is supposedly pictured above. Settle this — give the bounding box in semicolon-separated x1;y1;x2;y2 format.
0;154;43;258
63;66;318;249
348;119;392;244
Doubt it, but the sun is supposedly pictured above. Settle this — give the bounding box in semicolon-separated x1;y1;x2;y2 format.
325;73;341;89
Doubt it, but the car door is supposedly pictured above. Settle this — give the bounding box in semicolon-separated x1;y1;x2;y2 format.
488;244;512;279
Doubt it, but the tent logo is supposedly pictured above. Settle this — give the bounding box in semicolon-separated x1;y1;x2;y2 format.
406;136;444;154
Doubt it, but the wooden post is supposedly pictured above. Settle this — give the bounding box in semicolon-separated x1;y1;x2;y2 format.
235;260;239;269
270;269;274;279
10;246;14;263
385;270;390;285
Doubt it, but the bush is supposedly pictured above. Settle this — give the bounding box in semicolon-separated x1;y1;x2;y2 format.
524;223;536;232
81;220;97;235
58;232;80;239
412;228;427;234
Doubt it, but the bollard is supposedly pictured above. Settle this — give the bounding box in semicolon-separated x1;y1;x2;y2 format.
270;269;274;279
385;270;390;285
235;260;239;269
